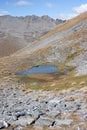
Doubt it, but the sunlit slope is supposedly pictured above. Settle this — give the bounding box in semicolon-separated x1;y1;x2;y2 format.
15;11;87;56
0;11;87;76
0;33;27;57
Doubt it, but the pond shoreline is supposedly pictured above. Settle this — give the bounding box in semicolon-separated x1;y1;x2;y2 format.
16;65;58;76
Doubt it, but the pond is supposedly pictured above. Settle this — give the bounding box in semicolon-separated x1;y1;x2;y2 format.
16;65;58;76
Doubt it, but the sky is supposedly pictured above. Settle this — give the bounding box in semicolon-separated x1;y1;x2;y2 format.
0;0;87;20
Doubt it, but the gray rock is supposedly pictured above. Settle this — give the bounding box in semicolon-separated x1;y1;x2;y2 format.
0;79;86;129
0;120;8;129
55;119;73;126
15;111;25;118
12;116;35;126
12;116;18;121
83;115;87;120
27;109;43;118
71;47;77;54
35;116;54;126
14;126;23;130
46;109;60;118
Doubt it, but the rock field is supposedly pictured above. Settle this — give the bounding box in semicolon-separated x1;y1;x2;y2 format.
0;79;87;130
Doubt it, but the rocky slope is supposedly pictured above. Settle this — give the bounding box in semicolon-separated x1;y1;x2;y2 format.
0;15;63;57
0;12;87;76
13;11;87;76
0;12;87;130
0;78;87;130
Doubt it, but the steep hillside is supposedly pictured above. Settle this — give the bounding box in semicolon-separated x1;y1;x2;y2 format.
13;11;87;76
0;15;63;57
0;12;87;77
0;32;27;57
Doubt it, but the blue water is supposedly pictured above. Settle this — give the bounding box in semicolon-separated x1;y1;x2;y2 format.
16;65;58;76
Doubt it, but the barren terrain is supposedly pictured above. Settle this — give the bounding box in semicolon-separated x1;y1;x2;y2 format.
0;12;87;130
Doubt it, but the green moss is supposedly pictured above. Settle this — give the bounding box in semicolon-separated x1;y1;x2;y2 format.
67;53;77;61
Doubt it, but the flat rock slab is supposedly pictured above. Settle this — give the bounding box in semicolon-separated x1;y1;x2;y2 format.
12;116;35;126
49;99;60;104
46;109;60;118
55;119;73;126
35;116;54;126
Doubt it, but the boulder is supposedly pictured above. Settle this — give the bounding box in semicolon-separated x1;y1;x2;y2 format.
35;116;54;126
0;120;8;129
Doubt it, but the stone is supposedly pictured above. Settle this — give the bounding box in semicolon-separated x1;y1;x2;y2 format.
12;116;18;121
55;119;73;126
83;115;87;120
80;81;85;85
27;109;43;118
12;116;35;126
35;116;54;126
71;47;76;54
46;109;60;118
71;82;77;86
49;99;60;104
14;126;23;130
0;120;9;129
0;78;87;129
15;111;25;118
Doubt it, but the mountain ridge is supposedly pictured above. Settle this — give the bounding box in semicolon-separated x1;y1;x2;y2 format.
0;15;64;57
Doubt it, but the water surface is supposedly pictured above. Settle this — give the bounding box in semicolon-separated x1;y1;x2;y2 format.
16;65;58;76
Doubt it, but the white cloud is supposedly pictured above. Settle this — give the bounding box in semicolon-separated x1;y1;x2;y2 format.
15;0;33;6
57;13;77;20
6;0;33;6
46;2;55;8
73;4;87;14
57;3;87;20
0;9;9;16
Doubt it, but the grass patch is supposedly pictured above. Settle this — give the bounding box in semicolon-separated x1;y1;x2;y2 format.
15;69;87;92
67;53;77;61
14;61;87;92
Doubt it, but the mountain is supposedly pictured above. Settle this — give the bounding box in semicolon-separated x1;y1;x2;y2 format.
0;15;63;57
0;11;87;77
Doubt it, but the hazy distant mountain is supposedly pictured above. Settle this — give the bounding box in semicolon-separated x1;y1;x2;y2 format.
0;15;64;57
